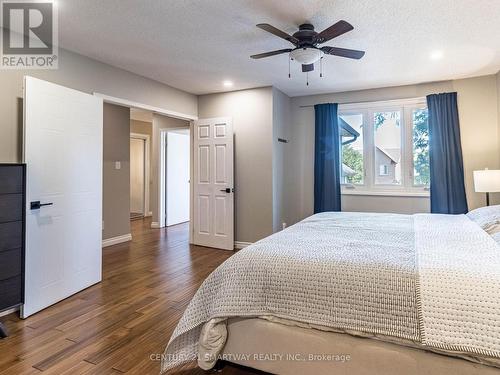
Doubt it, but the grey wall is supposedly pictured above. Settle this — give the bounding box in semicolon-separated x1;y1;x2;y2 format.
151;114;190;225
285;75;500;226
272;88;292;231
453;75;500;207
103;103;131;240
131;119;153;216
341;195;430;214
198;87;274;243
0;48;197;163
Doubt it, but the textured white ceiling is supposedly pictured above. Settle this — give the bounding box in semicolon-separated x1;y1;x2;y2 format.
58;0;500;97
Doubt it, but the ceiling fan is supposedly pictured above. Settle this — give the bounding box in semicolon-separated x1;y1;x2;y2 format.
251;21;365;75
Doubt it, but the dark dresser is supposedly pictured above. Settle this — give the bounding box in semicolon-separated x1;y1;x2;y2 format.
0;164;25;337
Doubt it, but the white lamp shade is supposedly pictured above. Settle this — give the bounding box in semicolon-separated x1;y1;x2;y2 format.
473;169;500;192
289;48;324;65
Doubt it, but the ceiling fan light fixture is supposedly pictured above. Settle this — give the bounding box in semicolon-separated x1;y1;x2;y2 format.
290;48;324;65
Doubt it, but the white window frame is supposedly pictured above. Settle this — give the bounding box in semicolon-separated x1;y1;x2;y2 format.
340;98;429;197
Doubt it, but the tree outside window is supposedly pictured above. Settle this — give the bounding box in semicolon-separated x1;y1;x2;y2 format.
412;109;429;186
342;144;363;184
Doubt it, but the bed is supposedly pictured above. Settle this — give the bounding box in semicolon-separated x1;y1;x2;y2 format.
161;211;500;374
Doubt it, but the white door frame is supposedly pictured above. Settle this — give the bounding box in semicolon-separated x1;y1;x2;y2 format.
93;93;198;121
158;127;191;228
93;93;197;229
130;132;151;216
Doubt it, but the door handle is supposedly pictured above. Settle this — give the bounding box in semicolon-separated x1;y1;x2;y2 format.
219;188;233;193
30;201;53;210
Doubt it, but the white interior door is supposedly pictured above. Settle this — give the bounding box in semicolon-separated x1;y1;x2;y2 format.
130;137;145;215
22;76;103;318
167;130;190;226
193;117;234;250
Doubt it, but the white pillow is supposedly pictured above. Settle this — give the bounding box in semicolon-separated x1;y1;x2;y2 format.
467;204;500;234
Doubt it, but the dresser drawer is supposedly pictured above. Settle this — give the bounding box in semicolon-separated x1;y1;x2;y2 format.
0;275;22;311
0;194;23;223
0;167;23;194
0;248;22;281
0;221;22;252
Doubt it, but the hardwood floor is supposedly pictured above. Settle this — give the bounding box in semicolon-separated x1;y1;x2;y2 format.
0;218;259;375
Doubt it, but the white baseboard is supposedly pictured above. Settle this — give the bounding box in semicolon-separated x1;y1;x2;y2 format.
145;211;153;217
234;241;252;250
102;233;132;247
150;222;160;229
0;306;19;318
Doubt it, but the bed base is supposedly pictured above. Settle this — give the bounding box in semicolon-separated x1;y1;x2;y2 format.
220;318;500;375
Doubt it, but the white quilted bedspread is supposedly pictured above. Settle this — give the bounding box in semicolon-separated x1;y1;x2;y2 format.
161;212;500;373
416;213;500;357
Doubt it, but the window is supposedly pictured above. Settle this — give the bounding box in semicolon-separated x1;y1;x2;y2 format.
339;99;429;195
374;111;401;185
340;114;364;185
412;108;429;186
379;165;389;176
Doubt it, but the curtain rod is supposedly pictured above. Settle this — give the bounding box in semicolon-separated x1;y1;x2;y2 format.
299;100;368;108
299;97;426;108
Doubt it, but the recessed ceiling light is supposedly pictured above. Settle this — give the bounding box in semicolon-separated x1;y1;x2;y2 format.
430;50;444;61
223;80;233;87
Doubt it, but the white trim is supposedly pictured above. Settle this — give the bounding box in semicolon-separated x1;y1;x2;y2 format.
0;306;19;318
151;221;160;229
159;130;167;228
94;93;198;121
189;121;194;244
130;132;151;218
102;233;132;247
234;241;252;250
145;211;153;217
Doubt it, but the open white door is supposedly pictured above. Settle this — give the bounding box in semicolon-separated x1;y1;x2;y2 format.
192;117;234;250
167;130;190;226
22;76;103;318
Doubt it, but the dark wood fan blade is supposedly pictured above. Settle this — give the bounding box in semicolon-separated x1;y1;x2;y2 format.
302;64;314;72
321;46;365;59
313;20;354;44
250;49;292;59
256;24;299;45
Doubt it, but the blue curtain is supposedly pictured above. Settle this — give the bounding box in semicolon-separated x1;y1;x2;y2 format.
427;92;468;214
314;103;341;213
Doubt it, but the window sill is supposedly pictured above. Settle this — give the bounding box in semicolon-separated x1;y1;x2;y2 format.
341;189;430;198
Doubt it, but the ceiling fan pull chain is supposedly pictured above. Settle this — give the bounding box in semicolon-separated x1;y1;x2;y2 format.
288;56;291;78
306;71;309;86
320;57;323;78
